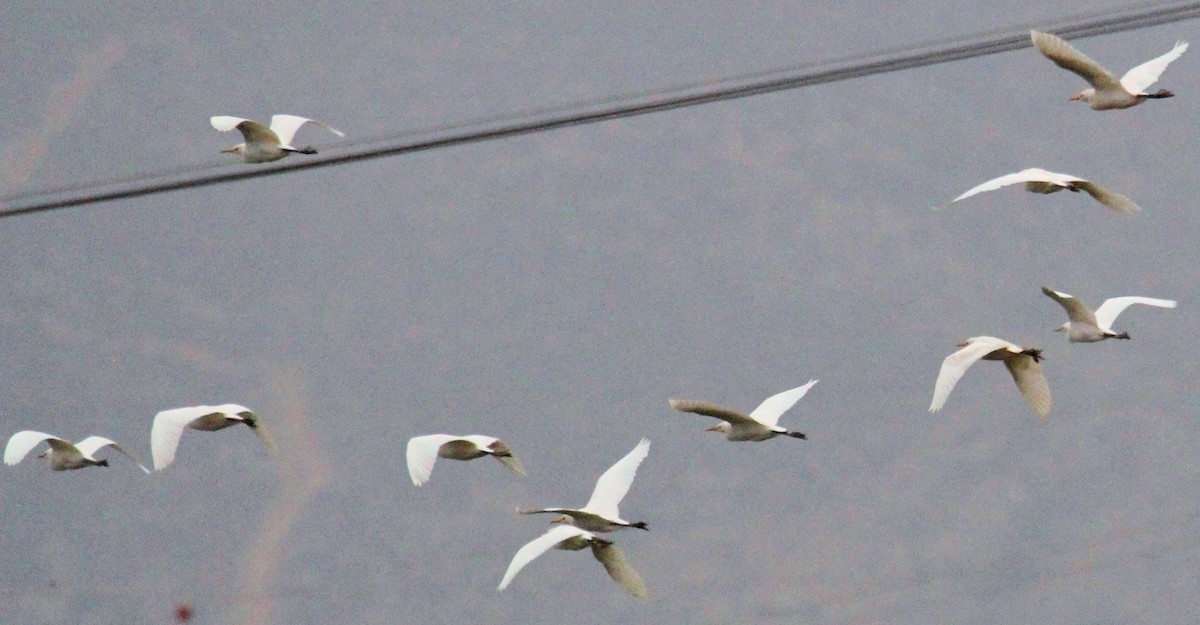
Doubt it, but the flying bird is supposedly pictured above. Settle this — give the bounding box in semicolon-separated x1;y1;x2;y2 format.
405;434;525;486
210;114;344;163
668;380;815;441
4;431;149;473
519;438;649;532
150;404;275;471
497;523;648;599
1030;30;1187;110
1041;287;1176;342
943;168;1140;214
930;336;1052;420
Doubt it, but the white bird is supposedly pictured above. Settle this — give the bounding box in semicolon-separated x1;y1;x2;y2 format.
930;336;1052;421
668;380;816;441
519;438;649;532
497;523;648;599
210;114;344;163
1031;30;1187;110
944;168;1140;214
405;434;526;486
1042;287;1176;343
4;431;149;473
150;404;275;471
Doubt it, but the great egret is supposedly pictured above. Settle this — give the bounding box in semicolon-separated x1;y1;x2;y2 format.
4;431;149;473
405;434;525;486
1041;287;1176;342
668;380;815;441
1031;30;1187;110
943;168;1139;214
497;523;648;599
519;438;649;532
930;336;1052;420
150;404;274;471
210;114;344;163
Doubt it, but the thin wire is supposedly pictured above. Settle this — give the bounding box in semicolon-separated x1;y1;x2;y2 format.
4;1;1199;218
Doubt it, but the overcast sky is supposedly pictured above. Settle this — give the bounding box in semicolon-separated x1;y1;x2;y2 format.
2;2;1198;624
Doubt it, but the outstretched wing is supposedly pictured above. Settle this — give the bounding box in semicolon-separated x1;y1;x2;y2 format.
946;169;1076;205
590;541;649;599
748;380;818;426
1093;296;1177;330
497;525;592;591
583;438;650;519
1030;30;1123;91
3;431;59;465
1041;287;1098;326
1005;354;1052;421
1120;40;1188;94
268;115;345;146
150;406;214;471
929;337;1012;413
75;436;150;474
1072;181;1141;214
405;434;457;486
667;399;757;426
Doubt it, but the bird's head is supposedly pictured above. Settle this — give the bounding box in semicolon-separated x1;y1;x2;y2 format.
1070;89;1094;103
550;515;573;525
705;422;731;434
35;449;50;461
1054;322;1070;333
221;144;246;155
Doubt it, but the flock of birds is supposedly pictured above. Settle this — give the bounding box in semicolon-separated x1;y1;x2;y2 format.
5;29;1187;601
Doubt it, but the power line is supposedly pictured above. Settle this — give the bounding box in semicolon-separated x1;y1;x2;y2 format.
5;0;1199;219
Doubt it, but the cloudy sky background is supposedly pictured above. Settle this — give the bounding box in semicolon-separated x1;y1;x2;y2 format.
2;2;1198;624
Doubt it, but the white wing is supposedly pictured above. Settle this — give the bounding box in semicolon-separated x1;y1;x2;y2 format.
75;436;151;474
1005;355;1052;421
497;525;593;591
748;380;818;426
4;431;59;465
1072;181;1141;214
582;438;650;519
210;116;251;132
150;406;213;471
947;168;1078;205
929;337;1016;412
1030;30;1123;91
405;434;458;486
1120;40;1188;94
267;114;344;146
1093;296;1177;330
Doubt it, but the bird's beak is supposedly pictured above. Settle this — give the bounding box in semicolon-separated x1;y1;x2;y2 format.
221;147;237;154
955;340;969;347
704;425;721;433
1069;94;1082;101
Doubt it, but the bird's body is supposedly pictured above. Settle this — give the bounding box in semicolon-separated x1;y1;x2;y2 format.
405;434;525;486
210;114;344;163
1041;287;1176;342
497;524;648;599
4;431;149;473
668;380;816;441
945;168;1139;214
930;336;1052;420
150;404;274;471
1031;30;1187;110
520;438;649;532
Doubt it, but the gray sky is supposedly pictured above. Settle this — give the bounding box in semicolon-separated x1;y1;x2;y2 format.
3;2;1198;624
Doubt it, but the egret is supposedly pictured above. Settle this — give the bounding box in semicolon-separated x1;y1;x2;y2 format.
150;404;274;471
1031;30;1186;110
210;114;344;163
1041;287;1176;342
930;336;1051;420
943;168;1139;214
497;523;648;599
519;438;649;532
405;434;525;486
4;431;149;473
668;380;815;441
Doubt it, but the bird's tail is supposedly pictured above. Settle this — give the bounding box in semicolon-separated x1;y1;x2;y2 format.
1143;89;1174;99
